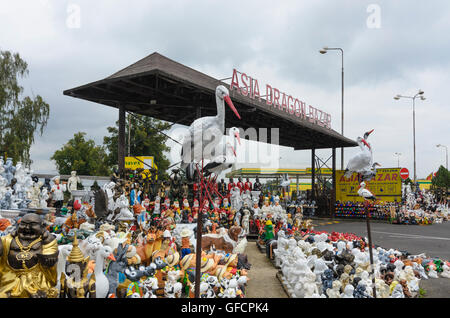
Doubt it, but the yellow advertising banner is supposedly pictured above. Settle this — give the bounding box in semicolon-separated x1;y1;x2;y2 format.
336;168;401;203
306;168;333;175
125;156;158;179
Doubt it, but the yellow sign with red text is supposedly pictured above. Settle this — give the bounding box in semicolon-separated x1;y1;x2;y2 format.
336;168;402;203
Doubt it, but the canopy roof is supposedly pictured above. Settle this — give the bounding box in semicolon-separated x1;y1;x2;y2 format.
64;52;358;150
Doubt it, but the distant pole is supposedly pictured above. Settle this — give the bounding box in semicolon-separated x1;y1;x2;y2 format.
332;147;336;218
394;152;401;168
319;47;344;169
394;90;425;184
436;144;448;171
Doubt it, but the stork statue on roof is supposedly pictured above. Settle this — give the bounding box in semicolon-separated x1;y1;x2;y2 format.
344;129;374;178
180;85;241;175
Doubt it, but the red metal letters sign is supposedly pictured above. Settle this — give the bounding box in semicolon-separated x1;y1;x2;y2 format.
229;68;332;129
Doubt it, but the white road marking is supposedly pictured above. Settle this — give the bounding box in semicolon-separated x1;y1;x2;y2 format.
372;231;450;241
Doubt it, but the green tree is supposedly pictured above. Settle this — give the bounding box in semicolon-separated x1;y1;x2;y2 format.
51;132;110;176
432;165;450;188
103;114;171;179
0;50;50;165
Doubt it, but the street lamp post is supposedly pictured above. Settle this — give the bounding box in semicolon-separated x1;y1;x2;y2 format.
394;152;402;168
320;46;344;170
436;144;448;171
394;90;425;183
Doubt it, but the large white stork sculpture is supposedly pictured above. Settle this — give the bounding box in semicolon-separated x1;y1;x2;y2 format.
361;162;381;182
344;129;374;178
180;85;241;170
203;142;237;177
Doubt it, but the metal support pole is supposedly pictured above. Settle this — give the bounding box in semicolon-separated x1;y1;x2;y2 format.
341;53;344;170
364;200;377;298
127;112;131;157
332;148;336;218
118;104;126;176
194;189;203;298
412;98;417;184
311;149;316;202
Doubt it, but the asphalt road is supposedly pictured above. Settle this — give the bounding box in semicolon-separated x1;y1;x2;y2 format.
314;219;450;297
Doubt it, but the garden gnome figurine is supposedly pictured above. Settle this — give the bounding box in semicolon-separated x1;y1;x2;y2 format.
51;176;67;214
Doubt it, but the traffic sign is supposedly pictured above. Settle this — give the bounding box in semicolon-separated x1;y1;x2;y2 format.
400;168;409;180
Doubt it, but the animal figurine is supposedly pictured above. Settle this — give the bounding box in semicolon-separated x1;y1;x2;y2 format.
56;244;73;292
124;265;157;298
105;243;130;297
164;280;183;298
136;230;157;266
202;226;245;254
203;275;220;297
142;276;159;298
94;245;116;298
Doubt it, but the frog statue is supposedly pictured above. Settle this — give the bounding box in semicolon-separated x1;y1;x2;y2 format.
0;213;59;298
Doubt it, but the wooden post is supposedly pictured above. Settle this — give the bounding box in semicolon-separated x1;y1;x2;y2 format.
118;104;126;176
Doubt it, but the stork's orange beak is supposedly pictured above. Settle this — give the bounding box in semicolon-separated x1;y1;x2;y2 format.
362;138;371;149
107;254;116;261
231;145;237;157
224;95;241;119
366;129;374;136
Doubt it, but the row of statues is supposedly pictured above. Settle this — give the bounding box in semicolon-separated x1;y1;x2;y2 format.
0;156;82;211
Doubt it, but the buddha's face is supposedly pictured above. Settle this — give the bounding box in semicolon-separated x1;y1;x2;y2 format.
18;214;43;241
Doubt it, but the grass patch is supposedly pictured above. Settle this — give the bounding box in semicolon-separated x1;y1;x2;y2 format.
418;288;427;298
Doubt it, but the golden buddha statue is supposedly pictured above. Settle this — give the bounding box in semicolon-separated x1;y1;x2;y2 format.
59;234;96;298
0;213;59;298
